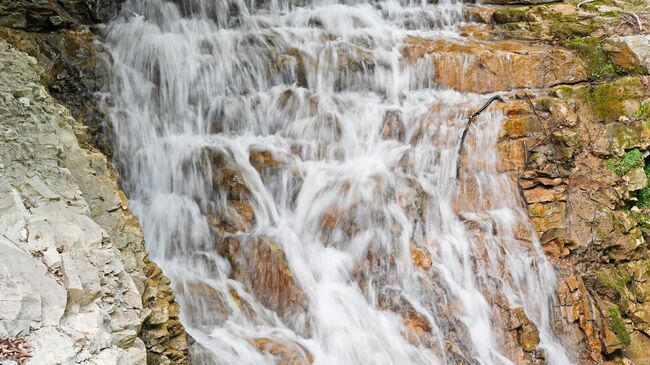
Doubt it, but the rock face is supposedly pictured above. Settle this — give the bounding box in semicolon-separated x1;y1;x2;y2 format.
0;0;190;363
0;0;123;30
0;1;191;363
0;40;146;363
494;78;650;363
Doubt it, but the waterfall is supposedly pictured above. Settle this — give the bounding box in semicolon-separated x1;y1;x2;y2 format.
103;1;575;363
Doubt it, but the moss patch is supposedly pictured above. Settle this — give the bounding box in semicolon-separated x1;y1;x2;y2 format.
563;37;618;79
607;149;644;176
579;82;632;121
635;101;650;121
608;306;631;347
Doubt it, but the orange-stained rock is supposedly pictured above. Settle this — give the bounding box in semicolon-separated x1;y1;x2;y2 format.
410;243;433;270
497;139;528;172
508;307;540;352
522;185;567;204
403;37;587;93
218;236;307;322
253;338;313;365
556;276;602;362
250;149;285;171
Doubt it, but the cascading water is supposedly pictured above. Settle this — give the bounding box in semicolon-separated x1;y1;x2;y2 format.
104;0;575;363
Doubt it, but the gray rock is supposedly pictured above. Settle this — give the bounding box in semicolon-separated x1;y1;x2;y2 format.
0;41;148;363
0;236;66;337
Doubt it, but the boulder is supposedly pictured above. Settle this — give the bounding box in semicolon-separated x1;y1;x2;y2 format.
604;35;650;74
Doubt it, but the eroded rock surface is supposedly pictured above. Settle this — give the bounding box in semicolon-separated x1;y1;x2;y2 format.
0;41;188;364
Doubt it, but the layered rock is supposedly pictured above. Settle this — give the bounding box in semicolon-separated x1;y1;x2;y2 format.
0;0;191;363
0;40;145;364
491;78;650;363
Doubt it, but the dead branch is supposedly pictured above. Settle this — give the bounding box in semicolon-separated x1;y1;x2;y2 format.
456;95;505;179
620;12;644;31
577;0;597;8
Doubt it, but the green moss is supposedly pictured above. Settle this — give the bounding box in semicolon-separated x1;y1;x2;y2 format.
557;85;574;97
628;209;650;230
635;101;650;121
581;83;630;121
580;0;616;11
638;188;650;207
550;21;597;40
563;37;618;79
608;306;631;347
607;149;644;176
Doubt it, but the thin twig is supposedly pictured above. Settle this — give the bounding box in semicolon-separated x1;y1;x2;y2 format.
577;0;597;8
525;94;548;134
621;12;644;31
456;95;505;179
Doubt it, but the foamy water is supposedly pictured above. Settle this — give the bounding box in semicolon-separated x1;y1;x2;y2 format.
104;1;574;363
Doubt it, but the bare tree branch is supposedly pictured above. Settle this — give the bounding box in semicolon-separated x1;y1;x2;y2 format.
456;95;505;179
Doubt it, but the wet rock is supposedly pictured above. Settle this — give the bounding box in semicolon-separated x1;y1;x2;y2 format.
204;148;251;199
378;288;434;347
410;243;432;270
464;6;494;24
381;110;405;142
253;338;313;365
404;37;587;93
508;307;540;352
218;235;307;323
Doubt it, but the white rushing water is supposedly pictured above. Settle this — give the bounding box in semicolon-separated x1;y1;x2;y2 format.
104;1;575;364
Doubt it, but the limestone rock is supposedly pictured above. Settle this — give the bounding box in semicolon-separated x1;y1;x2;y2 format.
0;41;186;364
604;35;650;74
0;235;66;338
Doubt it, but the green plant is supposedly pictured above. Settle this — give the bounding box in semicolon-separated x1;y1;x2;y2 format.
637;188;650;208
608;306;631;347
563;37;618;80
607;149;644;176
635;101;650;121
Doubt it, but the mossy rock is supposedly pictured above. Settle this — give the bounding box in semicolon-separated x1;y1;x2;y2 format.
492;8;531;24
607;148;644;176
636;101;650;122
608;305;632;347
575;78;643;121
563;37;618;80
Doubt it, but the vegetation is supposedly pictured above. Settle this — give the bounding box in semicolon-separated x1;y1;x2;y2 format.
635;101;650;121
608;306;631;346
563;37;618;79
607;149;644;176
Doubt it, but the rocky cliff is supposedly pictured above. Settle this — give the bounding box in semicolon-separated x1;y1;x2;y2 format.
460;0;650;362
0;1;189;364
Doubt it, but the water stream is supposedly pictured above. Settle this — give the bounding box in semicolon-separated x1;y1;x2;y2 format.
104;1;575;363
